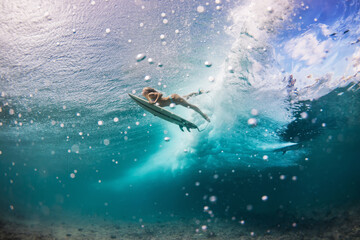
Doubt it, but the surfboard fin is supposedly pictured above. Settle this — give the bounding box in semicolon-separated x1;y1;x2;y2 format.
179;125;193;132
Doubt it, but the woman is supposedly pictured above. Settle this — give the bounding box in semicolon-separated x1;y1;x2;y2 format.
142;87;210;122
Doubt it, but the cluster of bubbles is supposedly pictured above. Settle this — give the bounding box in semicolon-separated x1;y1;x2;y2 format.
69;169;78;179
248;108;259;126
135;53;164;85
196;0;223;13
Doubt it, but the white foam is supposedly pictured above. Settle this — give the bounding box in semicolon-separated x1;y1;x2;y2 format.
227;0;295;41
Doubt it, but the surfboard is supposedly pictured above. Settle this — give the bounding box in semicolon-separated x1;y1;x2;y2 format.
128;93;199;132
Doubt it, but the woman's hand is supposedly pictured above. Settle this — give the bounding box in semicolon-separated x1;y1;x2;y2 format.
148;92;162;104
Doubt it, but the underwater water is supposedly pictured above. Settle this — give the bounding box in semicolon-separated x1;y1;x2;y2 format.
1;0;360;239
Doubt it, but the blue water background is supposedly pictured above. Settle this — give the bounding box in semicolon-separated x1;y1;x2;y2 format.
1;0;360;227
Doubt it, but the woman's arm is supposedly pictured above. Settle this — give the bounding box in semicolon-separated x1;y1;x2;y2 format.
148;92;163;104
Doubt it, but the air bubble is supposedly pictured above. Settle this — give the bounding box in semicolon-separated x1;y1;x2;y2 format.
70;173;75;178
104;139;110;145
144;75;151;81
91;0;95;5
247;118;257;126
161;13;166;17
251;109;259;116
98;120;104;126
164;137;170;142
209;196;217;202
197;6;205;13
114;117;119;122
148;58;154;64
204;61;212;67
208;76;215;82
136;53;146;62
300;112;308;119
261;195;268;201
246;205;253;211
163;19;168;24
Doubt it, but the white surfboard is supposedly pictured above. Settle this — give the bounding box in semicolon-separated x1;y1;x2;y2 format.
128;93;199;132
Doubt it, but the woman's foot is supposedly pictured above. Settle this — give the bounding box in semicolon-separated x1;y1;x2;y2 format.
198;89;210;95
204;115;211;122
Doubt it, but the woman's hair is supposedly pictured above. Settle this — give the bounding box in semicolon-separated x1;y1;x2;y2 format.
142;87;158;94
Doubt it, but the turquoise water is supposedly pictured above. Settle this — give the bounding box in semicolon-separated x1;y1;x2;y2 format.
1;0;360;232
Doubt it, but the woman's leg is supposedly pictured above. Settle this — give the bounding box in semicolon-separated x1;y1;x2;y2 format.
172;94;210;122
182;90;209;100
